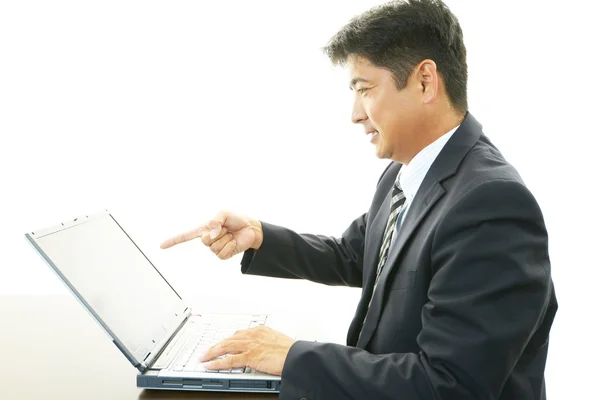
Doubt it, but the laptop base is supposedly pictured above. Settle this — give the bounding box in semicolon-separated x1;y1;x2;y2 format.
137;370;281;392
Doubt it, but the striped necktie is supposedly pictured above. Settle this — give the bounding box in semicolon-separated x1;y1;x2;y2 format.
359;180;407;337
374;179;406;286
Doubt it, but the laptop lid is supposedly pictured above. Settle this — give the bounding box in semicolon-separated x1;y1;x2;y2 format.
25;211;190;371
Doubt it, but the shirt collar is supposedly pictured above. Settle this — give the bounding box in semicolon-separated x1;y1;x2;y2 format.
398;125;460;203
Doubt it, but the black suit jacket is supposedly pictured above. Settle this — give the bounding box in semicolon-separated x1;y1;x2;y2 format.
241;112;558;400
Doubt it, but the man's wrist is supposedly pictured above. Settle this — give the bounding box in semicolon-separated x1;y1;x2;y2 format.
250;219;264;250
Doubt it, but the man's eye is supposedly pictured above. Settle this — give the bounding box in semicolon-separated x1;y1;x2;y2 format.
357;88;369;94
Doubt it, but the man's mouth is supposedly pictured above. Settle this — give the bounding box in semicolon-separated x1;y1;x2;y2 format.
366;131;379;142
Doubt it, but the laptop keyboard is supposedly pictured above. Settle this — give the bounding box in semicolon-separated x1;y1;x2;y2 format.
158;314;267;374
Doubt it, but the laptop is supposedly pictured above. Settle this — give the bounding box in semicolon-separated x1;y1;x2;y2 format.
24;210;290;393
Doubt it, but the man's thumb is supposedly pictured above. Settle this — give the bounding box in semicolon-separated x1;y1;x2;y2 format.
208;211;228;239
208;222;221;239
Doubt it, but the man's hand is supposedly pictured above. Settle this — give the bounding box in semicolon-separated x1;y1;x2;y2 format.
160;210;264;259
199;326;296;376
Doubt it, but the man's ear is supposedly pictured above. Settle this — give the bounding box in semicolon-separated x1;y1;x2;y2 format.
416;59;438;104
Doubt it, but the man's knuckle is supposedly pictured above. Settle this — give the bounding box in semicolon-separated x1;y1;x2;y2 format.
227;356;236;367
246;348;256;359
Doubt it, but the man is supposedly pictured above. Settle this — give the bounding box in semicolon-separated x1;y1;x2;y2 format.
161;0;558;398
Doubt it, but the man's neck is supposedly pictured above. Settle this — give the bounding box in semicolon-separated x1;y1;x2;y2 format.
403;111;465;165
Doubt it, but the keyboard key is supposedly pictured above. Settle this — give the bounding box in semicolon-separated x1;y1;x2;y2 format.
195;363;209;372
183;363;197;372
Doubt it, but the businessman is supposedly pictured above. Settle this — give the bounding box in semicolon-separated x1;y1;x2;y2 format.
161;1;558;399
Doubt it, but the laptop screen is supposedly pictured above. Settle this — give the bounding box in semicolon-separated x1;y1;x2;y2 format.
27;212;187;366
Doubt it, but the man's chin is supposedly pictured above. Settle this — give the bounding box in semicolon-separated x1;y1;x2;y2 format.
375;147;391;160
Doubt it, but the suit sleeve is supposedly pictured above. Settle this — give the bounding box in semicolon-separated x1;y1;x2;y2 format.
277;180;555;400
240;213;367;287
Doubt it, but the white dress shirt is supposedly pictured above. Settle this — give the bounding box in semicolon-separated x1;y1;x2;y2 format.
391;124;460;243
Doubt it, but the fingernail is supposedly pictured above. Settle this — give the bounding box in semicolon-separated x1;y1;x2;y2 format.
210;229;219;239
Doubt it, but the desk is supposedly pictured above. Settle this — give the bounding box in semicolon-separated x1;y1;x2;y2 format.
0;295;278;400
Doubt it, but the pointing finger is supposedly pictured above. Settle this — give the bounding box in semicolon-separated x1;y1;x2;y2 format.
160;225;208;249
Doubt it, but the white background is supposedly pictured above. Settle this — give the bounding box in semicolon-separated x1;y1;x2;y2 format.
1;1;598;398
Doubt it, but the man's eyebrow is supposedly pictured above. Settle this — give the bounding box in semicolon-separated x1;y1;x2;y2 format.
349;77;370;90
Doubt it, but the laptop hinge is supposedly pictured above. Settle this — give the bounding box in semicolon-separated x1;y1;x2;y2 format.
140;307;193;371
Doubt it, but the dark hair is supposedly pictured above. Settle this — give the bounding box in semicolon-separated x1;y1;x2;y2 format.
323;0;468;113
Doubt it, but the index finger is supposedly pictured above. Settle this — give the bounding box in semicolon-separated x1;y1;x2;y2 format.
160;225;208;249
200;339;248;363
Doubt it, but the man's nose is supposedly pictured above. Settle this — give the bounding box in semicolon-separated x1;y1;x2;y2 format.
351;97;367;124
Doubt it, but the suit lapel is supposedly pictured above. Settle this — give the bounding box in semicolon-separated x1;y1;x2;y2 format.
347;166;400;346
356;182;446;348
